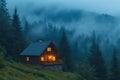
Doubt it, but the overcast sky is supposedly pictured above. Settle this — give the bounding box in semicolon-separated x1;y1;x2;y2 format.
6;0;120;16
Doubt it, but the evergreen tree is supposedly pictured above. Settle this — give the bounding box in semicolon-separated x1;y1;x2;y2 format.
0;0;8;16
59;28;73;72
12;8;22;37
109;48;120;80
88;34;107;80
12;8;26;56
24;19;30;38
77;61;97;80
0;0;14;56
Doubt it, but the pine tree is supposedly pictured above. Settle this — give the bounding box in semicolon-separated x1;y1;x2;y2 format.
0;0;14;56
12;8;26;56
109;48;120;80
59;28;73;72
24;19;30;38
0;0;8;16
88;34;107;80
77;61;97;80
12;8;22;37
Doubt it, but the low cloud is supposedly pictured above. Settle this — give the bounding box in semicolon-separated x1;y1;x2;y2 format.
6;0;120;16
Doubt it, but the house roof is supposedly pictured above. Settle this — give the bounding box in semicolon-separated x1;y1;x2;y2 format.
20;41;51;56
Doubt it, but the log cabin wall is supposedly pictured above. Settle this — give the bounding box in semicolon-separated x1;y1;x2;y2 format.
21;56;39;64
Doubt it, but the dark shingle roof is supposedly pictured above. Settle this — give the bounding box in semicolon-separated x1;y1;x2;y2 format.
20;41;51;56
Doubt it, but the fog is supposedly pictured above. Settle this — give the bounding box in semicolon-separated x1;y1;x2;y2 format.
5;0;120;44
6;0;120;16
5;0;120;61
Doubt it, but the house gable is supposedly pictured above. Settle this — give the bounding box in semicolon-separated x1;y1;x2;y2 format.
39;42;60;57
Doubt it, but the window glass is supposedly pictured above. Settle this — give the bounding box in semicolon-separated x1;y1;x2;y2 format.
47;47;51;52
48;55;56;61
41;57;44;61
26;57;30;61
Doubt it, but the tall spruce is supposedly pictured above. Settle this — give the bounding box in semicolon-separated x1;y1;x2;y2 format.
12;8;25;56
13;8;22;37
88;34;107;80
0;0;14;56
24;19;30;39
109;48;120;80
59;28;73;72
0;0;8;16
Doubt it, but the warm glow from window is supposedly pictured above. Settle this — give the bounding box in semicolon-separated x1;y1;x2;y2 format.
47;47;51;52
26;57;30;61
41;57;44;61
48;55;52;60
52;56;56;61
48;55;56;61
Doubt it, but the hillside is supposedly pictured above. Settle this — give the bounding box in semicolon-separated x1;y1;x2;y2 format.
0;60;81;80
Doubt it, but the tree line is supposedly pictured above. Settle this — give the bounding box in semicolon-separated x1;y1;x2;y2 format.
59;29;120;80
0;0;120;80
0;0;27;57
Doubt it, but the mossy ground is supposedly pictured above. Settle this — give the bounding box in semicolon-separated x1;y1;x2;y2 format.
0;61;81;80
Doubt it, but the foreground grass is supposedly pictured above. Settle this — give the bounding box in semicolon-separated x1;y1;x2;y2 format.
0;61;81;80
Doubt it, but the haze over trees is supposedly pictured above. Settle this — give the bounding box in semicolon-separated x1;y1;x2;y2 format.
88;34;107;80
59;28;73;72
109;48;120;80
0;0;120;80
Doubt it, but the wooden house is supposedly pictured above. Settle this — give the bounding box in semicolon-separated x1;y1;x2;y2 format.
20;41;62;70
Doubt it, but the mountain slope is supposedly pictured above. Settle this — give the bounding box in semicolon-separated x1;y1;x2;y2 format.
0;60;81;80
25;8;119;41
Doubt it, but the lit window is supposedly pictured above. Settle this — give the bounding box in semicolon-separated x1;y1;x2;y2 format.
48;55;52;60
26;57;30;61
47;47;51;52
41;57;44;61
48;55;56;61
52;56;56;61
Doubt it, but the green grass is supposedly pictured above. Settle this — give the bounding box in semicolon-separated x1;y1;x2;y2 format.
0;61;81;80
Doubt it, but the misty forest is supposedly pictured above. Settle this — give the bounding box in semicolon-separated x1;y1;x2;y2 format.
0;0;120;80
